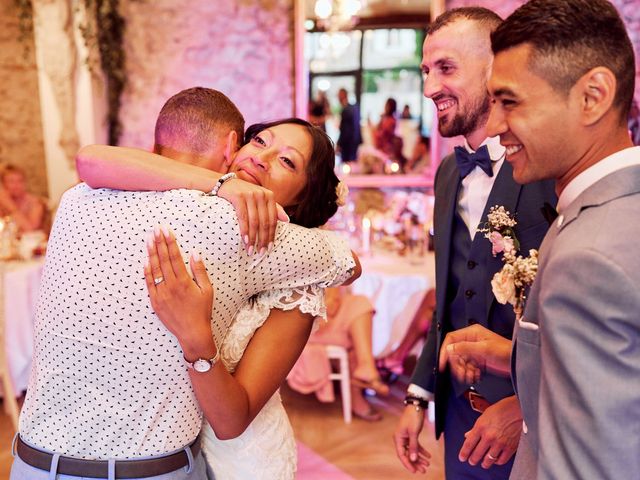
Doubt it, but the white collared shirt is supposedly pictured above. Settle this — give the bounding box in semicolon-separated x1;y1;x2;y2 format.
20;184;355;460
557;146;640;212
457;136;506;239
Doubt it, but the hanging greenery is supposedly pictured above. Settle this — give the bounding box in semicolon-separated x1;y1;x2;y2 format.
82;0;126;145
14;0;34;59
15;0;127;145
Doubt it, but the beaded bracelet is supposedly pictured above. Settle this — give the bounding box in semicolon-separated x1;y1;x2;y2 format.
208;172;237;196
403;395;429;412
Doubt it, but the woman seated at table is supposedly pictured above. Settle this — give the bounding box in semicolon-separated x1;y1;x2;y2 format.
288;286;389;421
0;164;47;234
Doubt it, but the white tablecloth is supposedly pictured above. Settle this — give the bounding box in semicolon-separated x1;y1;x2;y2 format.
1;258;44;394
351;250;435;356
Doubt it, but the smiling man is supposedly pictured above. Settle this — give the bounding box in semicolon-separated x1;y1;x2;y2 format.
485;0;640;477
393;7;556;479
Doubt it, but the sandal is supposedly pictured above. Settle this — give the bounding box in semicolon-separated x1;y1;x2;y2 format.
352;376;390;397
352;406;383;422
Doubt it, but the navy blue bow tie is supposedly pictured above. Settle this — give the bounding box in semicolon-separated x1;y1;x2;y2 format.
454;145;493;179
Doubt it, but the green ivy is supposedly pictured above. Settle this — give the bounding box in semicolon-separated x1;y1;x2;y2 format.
15;0;127;145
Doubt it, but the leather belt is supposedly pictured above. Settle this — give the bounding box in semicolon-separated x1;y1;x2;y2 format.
463;389;491;414
16;435;201;479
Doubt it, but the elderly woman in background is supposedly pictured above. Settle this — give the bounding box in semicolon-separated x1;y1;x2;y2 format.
0;164;47;234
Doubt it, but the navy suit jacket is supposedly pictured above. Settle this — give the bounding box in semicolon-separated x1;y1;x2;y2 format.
411;152;556;437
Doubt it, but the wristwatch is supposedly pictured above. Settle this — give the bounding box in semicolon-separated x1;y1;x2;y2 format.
184;349;220;373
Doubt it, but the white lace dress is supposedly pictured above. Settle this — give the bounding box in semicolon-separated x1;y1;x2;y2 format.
201;287;326;480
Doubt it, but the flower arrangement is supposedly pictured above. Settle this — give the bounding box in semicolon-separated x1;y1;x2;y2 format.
480;206;538;318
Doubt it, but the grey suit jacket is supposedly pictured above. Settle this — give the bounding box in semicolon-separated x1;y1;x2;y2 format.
511;164;640;479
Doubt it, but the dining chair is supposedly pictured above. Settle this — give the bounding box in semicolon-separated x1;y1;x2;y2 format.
325;344;352;424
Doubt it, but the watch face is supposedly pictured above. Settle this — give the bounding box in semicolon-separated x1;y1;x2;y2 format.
193;358;211;373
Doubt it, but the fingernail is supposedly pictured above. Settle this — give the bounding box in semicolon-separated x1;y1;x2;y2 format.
259;247;266;256
267;242;274;254
154;225;162;238
248;245;254;256
192;251;201;262
143;257;149;269
146;233;155;248
161;224;171;238
447;344;454;352
283;213;290;223
244;235;249;245
410;453;417;462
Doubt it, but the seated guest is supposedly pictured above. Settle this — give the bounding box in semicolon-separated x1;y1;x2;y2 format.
377;288;436;378
0;164;47;234
288;287;389;421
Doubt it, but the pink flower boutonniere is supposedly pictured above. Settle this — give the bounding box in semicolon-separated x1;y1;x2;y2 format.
480;206;538;319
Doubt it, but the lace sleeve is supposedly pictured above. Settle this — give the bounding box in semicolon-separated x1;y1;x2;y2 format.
255;285;328;322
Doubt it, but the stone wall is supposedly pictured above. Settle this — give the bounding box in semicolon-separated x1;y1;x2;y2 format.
0;0;47;197
118;0;295;149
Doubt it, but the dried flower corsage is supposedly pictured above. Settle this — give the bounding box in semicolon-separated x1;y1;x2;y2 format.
335;181;349;207
480;206;538;318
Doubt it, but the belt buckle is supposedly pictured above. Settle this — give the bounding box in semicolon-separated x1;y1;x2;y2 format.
468;391;484;413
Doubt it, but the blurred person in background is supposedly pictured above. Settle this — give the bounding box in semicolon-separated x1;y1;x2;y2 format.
0;164;47;234
309;90;331;132
337;88;362;162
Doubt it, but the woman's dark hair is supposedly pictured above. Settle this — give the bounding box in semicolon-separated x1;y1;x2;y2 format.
384;98;397;116
243;118;339;228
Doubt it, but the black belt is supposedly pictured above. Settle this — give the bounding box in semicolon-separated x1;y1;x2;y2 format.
16;435;201;479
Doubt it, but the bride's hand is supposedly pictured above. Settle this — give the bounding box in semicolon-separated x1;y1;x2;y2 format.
144;226;216;355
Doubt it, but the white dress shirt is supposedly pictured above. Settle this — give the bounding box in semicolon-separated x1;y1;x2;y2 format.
20;184;354;460
409;136;505;401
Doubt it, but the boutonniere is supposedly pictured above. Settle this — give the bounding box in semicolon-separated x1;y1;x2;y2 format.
480;206;538;319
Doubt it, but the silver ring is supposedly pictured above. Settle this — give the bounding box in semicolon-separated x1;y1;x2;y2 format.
487;453;498;461
153;276;164;286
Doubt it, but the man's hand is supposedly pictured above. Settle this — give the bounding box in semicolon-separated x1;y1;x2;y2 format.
217;179;289;254
458;395;522;469
438;325;512;384
393;405;432;473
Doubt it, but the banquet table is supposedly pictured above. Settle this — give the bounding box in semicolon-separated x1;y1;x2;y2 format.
351;249;435;357
0;258;45;396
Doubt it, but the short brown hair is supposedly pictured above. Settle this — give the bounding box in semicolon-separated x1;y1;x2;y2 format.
428;7;502;36
154;87;244;155
491;0;635;122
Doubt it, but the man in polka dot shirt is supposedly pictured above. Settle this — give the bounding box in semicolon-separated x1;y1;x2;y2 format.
12;88;358;480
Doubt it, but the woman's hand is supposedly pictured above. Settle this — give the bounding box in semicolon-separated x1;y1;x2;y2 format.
143;226;216;357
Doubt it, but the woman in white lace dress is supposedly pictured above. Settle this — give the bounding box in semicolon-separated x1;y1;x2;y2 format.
84;118;356;479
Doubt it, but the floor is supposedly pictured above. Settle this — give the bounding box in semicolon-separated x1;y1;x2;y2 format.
0;379;445;479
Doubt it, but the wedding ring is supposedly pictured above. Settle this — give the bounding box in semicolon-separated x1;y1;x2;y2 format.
487;453;498;461
153;276;164;286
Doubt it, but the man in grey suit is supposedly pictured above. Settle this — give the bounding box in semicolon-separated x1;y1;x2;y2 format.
393;7;556;478
439;0;640;478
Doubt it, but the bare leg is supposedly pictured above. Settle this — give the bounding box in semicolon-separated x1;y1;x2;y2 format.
379;288;435;372
348;314;390;397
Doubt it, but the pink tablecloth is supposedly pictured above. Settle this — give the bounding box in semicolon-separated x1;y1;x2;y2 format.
1;258;45;394
351;250;435;356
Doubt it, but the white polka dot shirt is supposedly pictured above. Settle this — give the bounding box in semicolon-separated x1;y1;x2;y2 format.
19;185;354;460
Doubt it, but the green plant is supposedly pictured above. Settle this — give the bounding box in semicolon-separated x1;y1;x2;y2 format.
82;0;126;145
14;0;34;59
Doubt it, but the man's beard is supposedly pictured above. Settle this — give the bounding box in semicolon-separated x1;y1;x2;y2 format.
438;94;491;138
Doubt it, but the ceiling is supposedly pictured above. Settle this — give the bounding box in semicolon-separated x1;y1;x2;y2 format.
304;0;430;21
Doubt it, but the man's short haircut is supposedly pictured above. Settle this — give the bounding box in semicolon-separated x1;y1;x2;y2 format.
491;0;635;122
154;87;244;155
428;7;502;36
